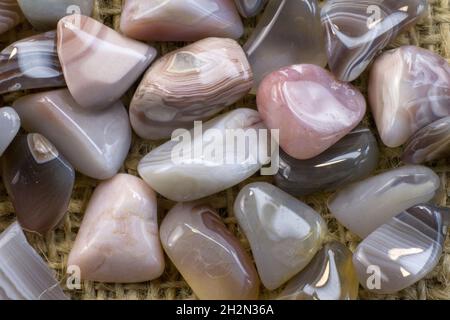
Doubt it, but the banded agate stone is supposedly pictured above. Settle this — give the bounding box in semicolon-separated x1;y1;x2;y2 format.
322;0;428;82
328;165;440;238
2;134;75;234
130;38;253;140
160;202;260;300
234;182;327;290
370;46;450;147
0;107;20;156
234;0;267;17
354;204;448;294
0;0;22;35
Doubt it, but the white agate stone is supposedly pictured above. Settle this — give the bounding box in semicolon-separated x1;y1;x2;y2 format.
0;107;20;156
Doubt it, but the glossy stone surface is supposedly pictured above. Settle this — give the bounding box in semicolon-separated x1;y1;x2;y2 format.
234;0;267;17
120;0;244;42
18;0;94;30
57;14;157;110
257;64;366;159
0;31;65;95
0;222;68;300
138;108;269;202
68;174;164;283
0;107;20;156
245;0;326;91
276;127;379;196
353;204;448;294
370;46;450;147
322;0;428;82
403;117;450;164
2;134;75;234
329;165;440;238
13;89;131;180
130;37;253;140
234;182;327;290
0;0;22;35
279;242;359;300
160;202;259;300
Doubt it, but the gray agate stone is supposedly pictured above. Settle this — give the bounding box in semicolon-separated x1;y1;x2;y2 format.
234;0;267;17
353;204;448;294
276;127;379;196
0;107;20;156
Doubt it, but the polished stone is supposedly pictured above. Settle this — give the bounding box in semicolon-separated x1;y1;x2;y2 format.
257;64;366;159
57;14;157;110
329;165;440;238
68;174;165;283
353;204;448;294
276;127;379;196
0;0;22;35
13;89;131;180
322;0;428;82
370;46;450;147
130;37;253;140
234;182;327;290
120;0;244;42
0;31;65;95
279;242;359;300
0;107;20;156
2;134;75;234
160;202;260;300
234;0;267;17
245;0;326;92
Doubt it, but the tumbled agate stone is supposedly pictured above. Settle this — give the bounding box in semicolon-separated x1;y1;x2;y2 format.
234;182;327;290
160;202;260;300
13;89;131;180
2;134;75;234
0;31;65;95
354;204;448;294
257;64;366;160
370;46;450;147
0;0;22;35
403;117;450;164
130;37;253;140
322;0;428;82
120;0;244;42
68;174;165;283
138;109;269;202
329;165;440;238
18;0;94;30
279;242;359;300
0;107;20;156
0;223;68;300
234;0;267;17
245;0;326;92
57;14;157;110
276;127;379;196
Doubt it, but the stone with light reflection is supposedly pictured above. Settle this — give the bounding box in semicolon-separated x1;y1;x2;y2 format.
0;107;20;156
234;0;267;17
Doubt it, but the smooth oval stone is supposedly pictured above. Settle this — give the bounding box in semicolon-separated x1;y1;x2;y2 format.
0;222;68;300
130;37;253;140
279;242;359;300
245;0;327;92
0;0;22;35
322;0;428;82
1;134;75;234
276;127;379;196
120;0;244;42
234;182;327;290
18;0;94;30
0;31;65;95
12;89;131;180
0;107;20;156
138;108;269;202
257;64;366;160
353;204;448;294
160;202;260;300
369;46;450;147
403;116;450;164
68;174;165;283
329;165;440;238
57;14;157;110
234;0;267;17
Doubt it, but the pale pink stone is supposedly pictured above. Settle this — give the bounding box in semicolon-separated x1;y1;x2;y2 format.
257;64;366;159
68;174;165;283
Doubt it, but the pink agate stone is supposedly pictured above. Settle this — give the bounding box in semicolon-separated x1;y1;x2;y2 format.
257;64;366;159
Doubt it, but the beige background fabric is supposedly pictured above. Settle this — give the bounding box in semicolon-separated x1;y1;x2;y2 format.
0;0;449;300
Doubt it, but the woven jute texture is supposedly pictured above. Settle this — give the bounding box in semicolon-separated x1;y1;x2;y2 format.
0;0;449;300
